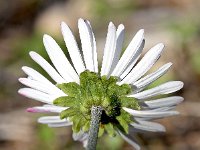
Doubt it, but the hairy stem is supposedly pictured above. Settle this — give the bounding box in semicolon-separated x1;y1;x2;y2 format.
87;106;102;150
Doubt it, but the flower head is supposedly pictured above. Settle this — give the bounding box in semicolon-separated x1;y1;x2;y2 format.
18;18;184;150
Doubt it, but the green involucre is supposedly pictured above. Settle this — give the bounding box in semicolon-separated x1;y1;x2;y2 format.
53;70;140;136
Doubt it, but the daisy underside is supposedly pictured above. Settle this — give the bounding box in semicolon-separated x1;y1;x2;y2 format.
18;18;184;150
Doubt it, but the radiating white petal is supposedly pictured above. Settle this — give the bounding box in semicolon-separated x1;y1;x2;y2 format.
27;105;67;113
18;88;53;104
73;131;88;147
61;22;86;74
120;40;145;79
83;139;88;148
48;122;73;127
130;81;184;99
131;120;166;132
101;22;116;77
19;78;66;96
117;130;140;150
78;18;95;72
22;66;53;85
43;34;79;83
109;24;125;73
121;43;164;85
38;116;68;124
111;29;144;77
29;51;66;84
133;62;172;92
149;106;175;112
123;107;179;118
143;96;184;109
85;20;98;73
73;131;88;141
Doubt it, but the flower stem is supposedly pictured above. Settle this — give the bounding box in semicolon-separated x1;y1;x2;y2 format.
87;106;102;150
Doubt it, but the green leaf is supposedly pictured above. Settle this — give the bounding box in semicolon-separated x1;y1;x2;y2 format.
80;70;98;86
98;126;105;137
102;96;110;108
90;80;105;105
101;76;118;93
60;108;77;119
107;83;132;96
120;109;132;123
79;72;93;102
116;115;129;134
120;96;140;110
53;96;78;107
118;84;132;95
71;116;80;133
102;76;118;85
71;115;85;133
107;83;120;96
80;71;104;105
104;123;116;137
82;121;90;132
57;82;80;97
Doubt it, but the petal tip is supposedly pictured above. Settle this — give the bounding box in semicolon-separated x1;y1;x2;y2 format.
18;78;23;83
158;43;165;48
108;22;116;31
21;66;27;71
43;34;51;42
108;22;116;28
26;108;36;113
29;51;37;58
179;81;184;88
139;29;144;33
18;88;23;95
168;62;173;66
118;24;125;29
78;18;84;24
136;29;144;38
61;21;67;28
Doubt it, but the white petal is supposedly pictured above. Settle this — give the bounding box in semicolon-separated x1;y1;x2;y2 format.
149;106;175;112
48;122;73;127
73;131;88;141
61;22;86;74
38;116;67;124
143;96;184;109
101;22;116;77
78;18;95;72
83;139;88;148
27;105;67;113
123;107;179;118
73;131;88;147
133;62;172;92
19;78;66;96
85;20;98;73
111;29;144;77
121;43;164;85
22;66;53;86
117;130;140;150
131;120;166;132
29;51;66;84
43;34;79;83
109;24;125;73
130;81;184;99
120;40;145;79
18;88;53;104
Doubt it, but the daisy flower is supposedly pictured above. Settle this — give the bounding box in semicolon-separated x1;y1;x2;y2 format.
18;18;184;150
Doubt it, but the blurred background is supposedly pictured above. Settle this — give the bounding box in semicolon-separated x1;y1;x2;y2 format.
0;0;200;149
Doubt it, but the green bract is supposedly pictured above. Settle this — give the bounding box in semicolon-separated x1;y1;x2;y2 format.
53;70;140;136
